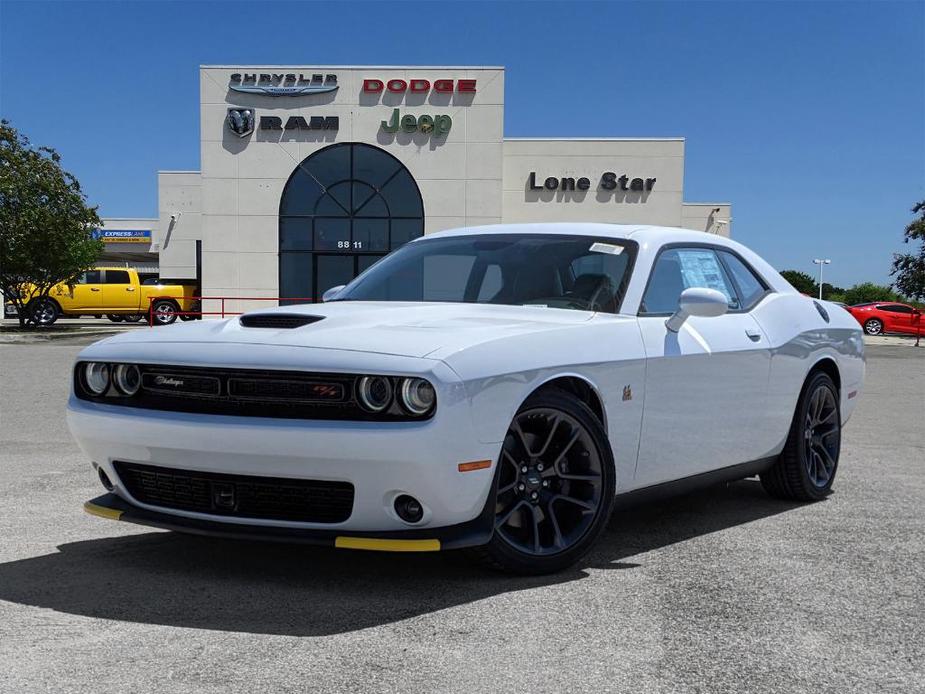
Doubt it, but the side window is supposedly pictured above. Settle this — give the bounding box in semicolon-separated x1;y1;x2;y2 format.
104;270;131;284
641;248;738;314
890;305;913;314
78;270;102;284
719;251;768;309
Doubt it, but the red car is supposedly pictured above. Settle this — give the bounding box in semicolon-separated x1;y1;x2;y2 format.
846;302;924;336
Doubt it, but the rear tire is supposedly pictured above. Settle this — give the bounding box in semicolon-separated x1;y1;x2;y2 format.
760;371;841;501
863;318;883;336
473;390;615;574
151;300;179;325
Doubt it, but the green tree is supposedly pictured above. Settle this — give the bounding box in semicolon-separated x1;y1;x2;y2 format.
891;200;925;302
780;270;817;295
0;121;102;326
843;282;901;306
820;282;846;301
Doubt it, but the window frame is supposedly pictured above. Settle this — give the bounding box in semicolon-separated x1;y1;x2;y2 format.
637;242;774;317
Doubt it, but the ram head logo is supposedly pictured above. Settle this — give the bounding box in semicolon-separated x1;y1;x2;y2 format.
227;108;256;138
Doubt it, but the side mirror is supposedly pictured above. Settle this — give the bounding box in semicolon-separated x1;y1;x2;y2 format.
321;285;346;303
666;287;729;332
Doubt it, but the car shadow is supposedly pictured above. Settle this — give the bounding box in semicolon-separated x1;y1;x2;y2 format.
0;480;801;636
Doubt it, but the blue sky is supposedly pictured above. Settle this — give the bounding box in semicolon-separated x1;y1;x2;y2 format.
1;0;922;288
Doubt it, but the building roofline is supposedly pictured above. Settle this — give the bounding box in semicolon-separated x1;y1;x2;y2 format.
99;217;158;222
200;64;505;70
504;137;685;142
682;202;732;207
158;170;201;174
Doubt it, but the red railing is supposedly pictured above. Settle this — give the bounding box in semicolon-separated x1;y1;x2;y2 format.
147;295;314;326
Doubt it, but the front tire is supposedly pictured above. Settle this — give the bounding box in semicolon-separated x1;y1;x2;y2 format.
27;298;59;326
760;371;841;501
477;390;615;574
864;318;883;336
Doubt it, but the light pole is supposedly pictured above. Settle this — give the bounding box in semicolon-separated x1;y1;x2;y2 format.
813;259;831;300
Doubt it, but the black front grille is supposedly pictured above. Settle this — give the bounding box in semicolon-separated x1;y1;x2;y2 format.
114;462;354;523
74;364;434;421
239;313;323;329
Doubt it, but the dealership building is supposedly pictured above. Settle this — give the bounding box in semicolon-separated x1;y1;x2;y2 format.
123;65;730;311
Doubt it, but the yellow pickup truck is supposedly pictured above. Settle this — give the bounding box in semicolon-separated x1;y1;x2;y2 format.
5;268;198;326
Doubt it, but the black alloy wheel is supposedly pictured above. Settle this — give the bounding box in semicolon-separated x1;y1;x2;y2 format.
477;390;615;574
802;383;841;488
761;371;841;501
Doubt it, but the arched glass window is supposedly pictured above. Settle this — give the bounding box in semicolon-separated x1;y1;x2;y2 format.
278;143;424;302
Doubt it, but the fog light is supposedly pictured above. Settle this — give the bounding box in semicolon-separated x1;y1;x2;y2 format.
98;467;114;491
84;362;110;395
394;494;424;523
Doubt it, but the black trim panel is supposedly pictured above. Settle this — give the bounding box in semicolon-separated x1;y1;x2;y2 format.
613;457;777;509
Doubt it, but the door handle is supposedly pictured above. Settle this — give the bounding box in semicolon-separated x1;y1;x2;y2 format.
90;287;100;292
745;329;762;342
126;287;135;292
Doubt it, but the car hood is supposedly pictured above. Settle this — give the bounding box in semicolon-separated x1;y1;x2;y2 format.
96;302;599;359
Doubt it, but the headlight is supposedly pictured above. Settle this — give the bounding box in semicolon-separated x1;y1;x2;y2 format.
113;363;141;396
357;376;393;412
399;378;436;415
84;362;110;395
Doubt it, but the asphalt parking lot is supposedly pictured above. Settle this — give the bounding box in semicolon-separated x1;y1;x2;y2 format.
0;340;922;693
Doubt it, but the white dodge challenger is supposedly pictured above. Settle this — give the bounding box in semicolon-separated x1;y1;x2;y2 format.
69;224;865;573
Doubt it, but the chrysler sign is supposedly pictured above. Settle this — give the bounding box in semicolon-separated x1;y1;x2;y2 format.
229;73;339;96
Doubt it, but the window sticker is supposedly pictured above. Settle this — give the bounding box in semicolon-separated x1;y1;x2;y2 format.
589;242;624;255
678;250;733;302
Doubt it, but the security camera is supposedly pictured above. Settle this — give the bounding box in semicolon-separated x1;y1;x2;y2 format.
712;207;721;214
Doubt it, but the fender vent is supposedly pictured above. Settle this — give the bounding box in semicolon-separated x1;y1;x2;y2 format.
239;313;323;329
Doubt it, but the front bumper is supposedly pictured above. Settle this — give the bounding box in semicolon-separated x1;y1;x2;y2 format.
67;379;501;537
84;491;495;551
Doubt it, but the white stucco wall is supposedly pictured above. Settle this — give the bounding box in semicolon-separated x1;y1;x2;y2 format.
680;203;733;236
157;171;202;279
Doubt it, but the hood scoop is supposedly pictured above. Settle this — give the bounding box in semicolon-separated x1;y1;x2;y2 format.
239;313;324;329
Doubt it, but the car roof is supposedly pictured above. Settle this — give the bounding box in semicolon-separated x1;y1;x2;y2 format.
421;222;740;249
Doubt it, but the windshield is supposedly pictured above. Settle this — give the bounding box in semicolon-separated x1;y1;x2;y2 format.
333;234;636;313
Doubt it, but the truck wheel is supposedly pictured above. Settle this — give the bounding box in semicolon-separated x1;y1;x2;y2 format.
107;315;124;322
151;300;179;325
27;298;60;326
